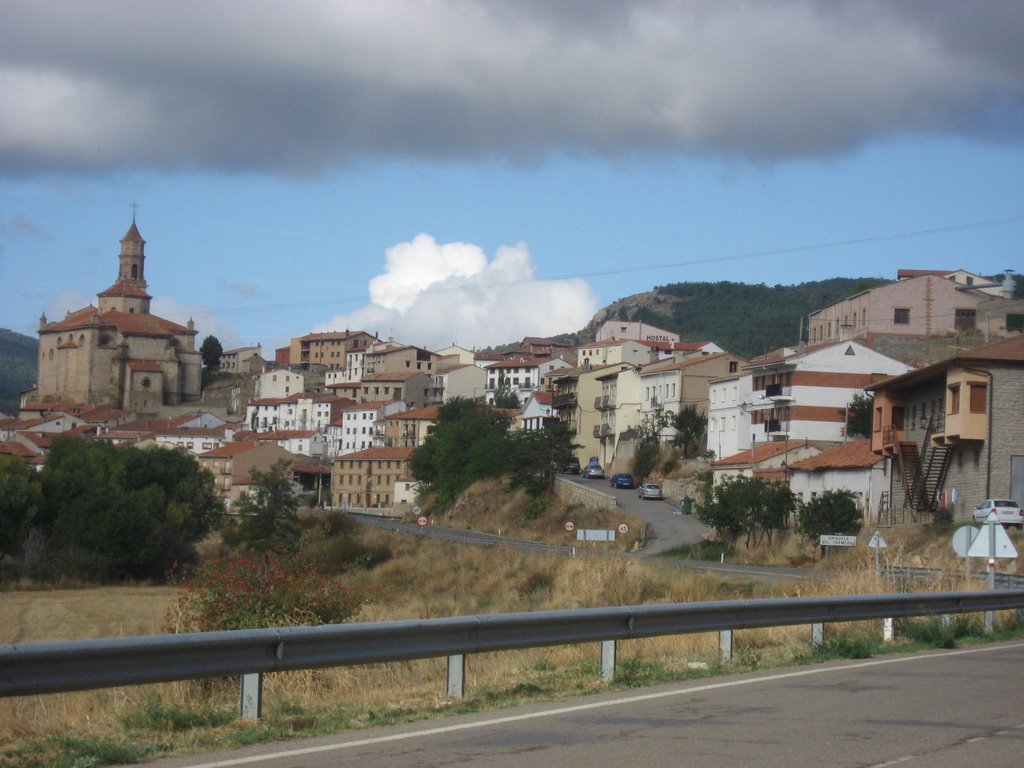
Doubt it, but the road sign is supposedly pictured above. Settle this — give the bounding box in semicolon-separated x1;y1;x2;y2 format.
820;534;857;547
617;522;630;535
868;532;887;549
416;514;429;527
951;525;979;557
967;516;1018;558
563;520;576;533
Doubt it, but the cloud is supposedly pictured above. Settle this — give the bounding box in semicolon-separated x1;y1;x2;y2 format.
1;1;1022;176
216;277;260;299
6;214;48;238
314;235;599;349
43;290;90;320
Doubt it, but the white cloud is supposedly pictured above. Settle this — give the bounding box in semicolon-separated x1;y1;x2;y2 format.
44;290;90;320
316;235;598;349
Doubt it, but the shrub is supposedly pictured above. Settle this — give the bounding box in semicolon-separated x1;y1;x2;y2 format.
165;551;364;632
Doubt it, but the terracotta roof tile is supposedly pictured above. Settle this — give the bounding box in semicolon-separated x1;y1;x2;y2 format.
787;439;882;471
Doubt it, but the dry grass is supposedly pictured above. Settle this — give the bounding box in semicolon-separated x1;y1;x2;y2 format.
2;514;1019;765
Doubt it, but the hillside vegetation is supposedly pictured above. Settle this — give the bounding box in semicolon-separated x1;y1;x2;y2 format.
0;328;36;415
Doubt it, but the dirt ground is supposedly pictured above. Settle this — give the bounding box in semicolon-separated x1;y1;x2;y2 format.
0;586;177;643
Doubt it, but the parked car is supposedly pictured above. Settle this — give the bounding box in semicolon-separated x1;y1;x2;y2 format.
560;457;581;474
609;473;635;489
972;499;1023;528
581;464;605;480
638;483;663;500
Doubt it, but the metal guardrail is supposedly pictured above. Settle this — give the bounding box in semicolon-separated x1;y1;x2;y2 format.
3;590;1024;704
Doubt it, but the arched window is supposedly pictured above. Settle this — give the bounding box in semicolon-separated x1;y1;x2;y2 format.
131;265;138;279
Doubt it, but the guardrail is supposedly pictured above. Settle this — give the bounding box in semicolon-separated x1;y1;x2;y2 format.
4;589;1024;719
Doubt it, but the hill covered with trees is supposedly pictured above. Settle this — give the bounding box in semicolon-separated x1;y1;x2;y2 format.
0;328;37;415
578;277;889;359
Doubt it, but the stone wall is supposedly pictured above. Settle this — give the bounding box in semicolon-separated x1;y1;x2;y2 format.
554;476;617;511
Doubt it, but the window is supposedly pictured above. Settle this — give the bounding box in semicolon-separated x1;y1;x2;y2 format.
954;308;976;332
969;383;987;413
894;308;910;325
1007;314;1024;332
948;384;960;415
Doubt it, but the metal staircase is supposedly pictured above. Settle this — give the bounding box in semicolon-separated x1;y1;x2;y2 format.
897;417;953;521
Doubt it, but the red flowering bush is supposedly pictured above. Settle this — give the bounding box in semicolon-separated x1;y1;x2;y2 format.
165;551;363;633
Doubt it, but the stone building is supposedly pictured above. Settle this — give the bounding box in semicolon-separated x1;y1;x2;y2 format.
33;220;201;411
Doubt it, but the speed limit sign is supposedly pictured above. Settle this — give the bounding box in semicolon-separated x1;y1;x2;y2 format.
617;522;630;535
417;514;429;527
563;520;576;533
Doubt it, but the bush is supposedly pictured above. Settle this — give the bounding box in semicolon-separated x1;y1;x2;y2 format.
165;551;364;632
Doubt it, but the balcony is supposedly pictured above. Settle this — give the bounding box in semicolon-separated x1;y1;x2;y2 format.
763;383;794;401
650;396;664;409
593;424;613;439
594;395;615;411
552;393;577;409
764;419;789;438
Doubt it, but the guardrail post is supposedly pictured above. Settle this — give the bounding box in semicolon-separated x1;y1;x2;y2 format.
600;640;616;681
810;622;824;648
941;614;951;630
447;654;465;698
718;630;733;662
240;673;262;720
882;618;894;642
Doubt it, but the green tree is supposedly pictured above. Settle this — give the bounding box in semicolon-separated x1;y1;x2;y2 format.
0;456;42;560
200;335;223;369
38;437;220;581
492;373;520;408
672;404;706;457
842;392;873;438
224;460;300;553
410;398;511;509
506;422;578;497
796;489;863;541
696;475;795;547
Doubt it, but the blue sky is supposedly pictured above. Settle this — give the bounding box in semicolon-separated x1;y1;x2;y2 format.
2;2;1022;353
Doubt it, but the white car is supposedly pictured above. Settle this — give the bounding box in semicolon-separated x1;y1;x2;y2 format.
637;483;663;500
972;499;1023;529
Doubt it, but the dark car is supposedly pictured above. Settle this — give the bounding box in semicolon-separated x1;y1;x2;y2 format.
560;457;581;474
609;473;635;489
581;464;605;480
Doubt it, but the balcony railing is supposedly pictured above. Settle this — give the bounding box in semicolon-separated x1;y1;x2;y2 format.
552;394;577;409
594;395;615;410
593;424;613;439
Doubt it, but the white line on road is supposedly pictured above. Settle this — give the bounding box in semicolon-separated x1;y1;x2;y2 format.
172;641;1024;768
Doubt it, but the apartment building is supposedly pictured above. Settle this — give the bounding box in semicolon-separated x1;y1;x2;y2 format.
868;334;1024;524
289;330;378;371
197;442;296;506
332;446;415;509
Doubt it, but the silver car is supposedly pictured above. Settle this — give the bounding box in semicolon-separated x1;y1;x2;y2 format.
637;483;663;500
972;499;1023;528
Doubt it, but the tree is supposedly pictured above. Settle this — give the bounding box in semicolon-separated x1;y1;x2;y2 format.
506;422;578;497
842;392;873;438
0;456;41;560
696;475;796;547
492;373;520;409
38;437;221;581
672;404;706;457
796;489;862;542
200;335;223;369
223;460;301;553
410;398;511;508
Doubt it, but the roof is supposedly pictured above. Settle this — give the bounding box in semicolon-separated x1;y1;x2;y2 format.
640;352;734;376
869;334;1024;392
361;370;425;382
0;441;36;458
714;439;820;467
198;442;261;458
41;307;193;337
97;278;152;300
787;439;882;471
392;406;439;420
128;360;163;373
335;446;415;461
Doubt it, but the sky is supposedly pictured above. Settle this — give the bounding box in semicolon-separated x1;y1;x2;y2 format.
2;1;1023;353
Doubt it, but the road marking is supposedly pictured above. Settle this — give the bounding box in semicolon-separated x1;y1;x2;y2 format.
171;641;1024;768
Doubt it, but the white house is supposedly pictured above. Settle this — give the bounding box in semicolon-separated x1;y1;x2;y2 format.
255;370;305;400
326;399;407;457
707;373;752;461
483;356;573;405
787;439;890;524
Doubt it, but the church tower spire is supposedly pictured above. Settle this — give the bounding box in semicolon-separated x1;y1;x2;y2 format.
118;215;148;290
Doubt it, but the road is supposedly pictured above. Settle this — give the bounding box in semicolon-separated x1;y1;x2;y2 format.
139;639;1024;768
600;480;709;554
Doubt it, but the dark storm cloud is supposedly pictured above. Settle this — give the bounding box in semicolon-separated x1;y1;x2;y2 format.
1;0;1022;176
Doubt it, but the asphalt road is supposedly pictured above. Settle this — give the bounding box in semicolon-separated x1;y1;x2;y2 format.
599;480;710;554
139;639;1024;768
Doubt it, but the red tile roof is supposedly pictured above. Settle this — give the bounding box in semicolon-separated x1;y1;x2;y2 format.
42;307;193;337
787;439;881;471
714;440;819;466
97;278;152;299
336;447;415;461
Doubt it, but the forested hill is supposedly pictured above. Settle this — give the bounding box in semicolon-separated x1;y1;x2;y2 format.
578;277;889;360
0;328;37;415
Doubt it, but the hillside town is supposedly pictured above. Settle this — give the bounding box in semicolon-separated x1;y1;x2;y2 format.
2;220;1024;528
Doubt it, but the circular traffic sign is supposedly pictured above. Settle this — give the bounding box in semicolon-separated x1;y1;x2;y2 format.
951;525;978;557
416;514;429;527
617;522;630;535
563;520;576;533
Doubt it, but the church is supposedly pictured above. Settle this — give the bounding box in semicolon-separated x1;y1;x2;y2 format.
32;219;202;411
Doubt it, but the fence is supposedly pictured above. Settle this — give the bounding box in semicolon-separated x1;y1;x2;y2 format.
3;589;1024;719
